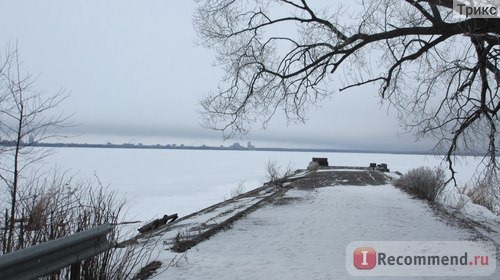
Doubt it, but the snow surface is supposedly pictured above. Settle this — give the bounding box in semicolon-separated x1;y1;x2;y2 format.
35;148;499;278
437;185;500;248
43;148;484;223
152;185;498;280
145;185;277;251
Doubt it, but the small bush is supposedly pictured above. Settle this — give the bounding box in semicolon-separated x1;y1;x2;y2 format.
393;167;446;202
170;230;196;253
464;179;499;214
132;261;162;280
266;160;293;187
230;181;246;198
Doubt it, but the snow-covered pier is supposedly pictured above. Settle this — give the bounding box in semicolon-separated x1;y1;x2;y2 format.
130;163;499;279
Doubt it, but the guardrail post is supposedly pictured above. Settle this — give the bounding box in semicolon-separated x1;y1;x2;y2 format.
70;262;81;280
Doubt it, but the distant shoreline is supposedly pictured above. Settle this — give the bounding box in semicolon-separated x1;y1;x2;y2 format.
0;141;482;156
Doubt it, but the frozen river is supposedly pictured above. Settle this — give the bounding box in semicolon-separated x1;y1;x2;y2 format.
43;147;479;223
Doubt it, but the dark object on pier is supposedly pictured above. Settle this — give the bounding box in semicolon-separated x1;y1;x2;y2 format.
312;157;329;167
377;163;389;172
369;163;377;170
138;213;178;234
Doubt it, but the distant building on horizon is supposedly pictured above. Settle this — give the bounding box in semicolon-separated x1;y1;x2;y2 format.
230;142;244;149
247;141;255;149
228;142;255;150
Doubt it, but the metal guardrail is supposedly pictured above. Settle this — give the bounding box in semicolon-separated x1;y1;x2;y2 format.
0;223;113;280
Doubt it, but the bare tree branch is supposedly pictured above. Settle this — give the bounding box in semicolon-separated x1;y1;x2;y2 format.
194;0;500;192
0;44;73;251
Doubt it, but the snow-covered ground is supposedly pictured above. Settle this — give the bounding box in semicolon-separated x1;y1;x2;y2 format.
39;148;499;278
44;148;483;223
155;184;499;280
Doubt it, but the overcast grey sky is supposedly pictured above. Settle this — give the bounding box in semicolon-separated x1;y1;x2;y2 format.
0;0;435;152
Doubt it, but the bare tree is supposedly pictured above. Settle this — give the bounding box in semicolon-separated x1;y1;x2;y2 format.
0;45;71;252
194;1;499;184
0;46;156;279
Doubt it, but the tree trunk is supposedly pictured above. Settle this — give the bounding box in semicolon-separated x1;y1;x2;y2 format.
7;102;24;252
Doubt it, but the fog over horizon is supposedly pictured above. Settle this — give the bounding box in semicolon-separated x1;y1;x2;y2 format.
0;0;437;153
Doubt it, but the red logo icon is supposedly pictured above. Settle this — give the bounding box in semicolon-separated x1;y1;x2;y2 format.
354;247;376;269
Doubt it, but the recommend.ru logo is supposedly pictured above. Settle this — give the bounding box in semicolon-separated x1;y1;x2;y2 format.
346;241;496;276
353;247;376;269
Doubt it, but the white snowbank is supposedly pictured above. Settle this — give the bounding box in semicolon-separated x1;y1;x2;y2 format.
440;185;498;219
